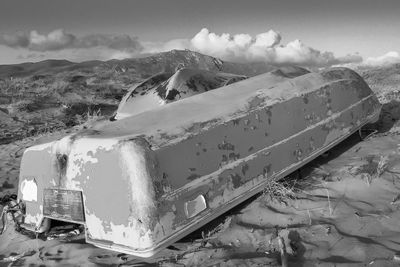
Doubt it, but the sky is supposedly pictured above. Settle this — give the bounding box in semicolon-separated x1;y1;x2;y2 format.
0;0;399;66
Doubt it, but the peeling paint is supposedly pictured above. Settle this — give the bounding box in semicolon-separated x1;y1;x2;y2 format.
119;141;157;221
85;213;154;249
18;67;382;258
217;141;235;151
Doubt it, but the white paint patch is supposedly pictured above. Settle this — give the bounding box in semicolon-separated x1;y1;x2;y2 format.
24;205;43;226
64;138;119;188
24;213;42;226
20;178;38;202
115;112;132;120
66;152;98;183
73;137;120;153
24;141;54;153
85;213;154;249
119;142;156;220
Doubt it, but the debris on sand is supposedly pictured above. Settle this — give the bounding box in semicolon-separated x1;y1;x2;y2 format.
0;194;23;234
45;224;83;241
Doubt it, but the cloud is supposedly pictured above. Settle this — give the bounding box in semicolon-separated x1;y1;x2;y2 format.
75;34;142;51
0;29;143;54
17;52;46;60
6;27;397;68
29;29;76;51
143;38;191;54
146;28;362;67
336;51;400;68
189;28;281;62
363;51;400;66
0;29;75;51
1;31;30;48
335;53;363;65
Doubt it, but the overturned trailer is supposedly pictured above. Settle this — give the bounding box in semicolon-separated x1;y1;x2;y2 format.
17;67;381;258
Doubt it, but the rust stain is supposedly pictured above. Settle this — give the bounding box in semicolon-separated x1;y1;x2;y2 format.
241;164;249;175
230;173;242;188
217;141;235;151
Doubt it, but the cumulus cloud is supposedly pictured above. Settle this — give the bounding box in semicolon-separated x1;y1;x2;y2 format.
363;51;400;66
29;29;76;51
145;28;362;67
0;29;143;54
189;28;282;62
191;29;366;67
337;51;400;68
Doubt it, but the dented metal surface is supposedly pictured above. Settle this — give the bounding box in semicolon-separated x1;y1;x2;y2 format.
17;67;381;258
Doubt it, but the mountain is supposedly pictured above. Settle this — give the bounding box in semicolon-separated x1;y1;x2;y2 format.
357;63;400;103
103;50;277;77
0;50;276;80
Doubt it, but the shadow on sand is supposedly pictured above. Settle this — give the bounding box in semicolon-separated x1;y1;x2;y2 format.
375;100;400;133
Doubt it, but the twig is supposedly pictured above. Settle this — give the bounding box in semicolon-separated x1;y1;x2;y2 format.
0;206;7;234
307;209;312;225
278;236;288;267
321;182;333;216
325;188;333;216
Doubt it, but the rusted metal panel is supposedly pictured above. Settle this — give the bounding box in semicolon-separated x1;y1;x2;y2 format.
43;189;85;223
17;67;381;258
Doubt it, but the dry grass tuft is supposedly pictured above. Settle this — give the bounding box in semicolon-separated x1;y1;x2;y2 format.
376;155;389;178
74;107;104;129
263;178;298;205
263;168;335;218
357;155;390;186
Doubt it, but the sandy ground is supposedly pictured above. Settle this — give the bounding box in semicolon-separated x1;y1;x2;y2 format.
0;123;400;266
1;102;400;266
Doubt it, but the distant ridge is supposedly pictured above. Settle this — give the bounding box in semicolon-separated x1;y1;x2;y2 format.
0;50;279;79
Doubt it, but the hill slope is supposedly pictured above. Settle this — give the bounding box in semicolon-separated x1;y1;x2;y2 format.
358;63;400;103
0;50;275;79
